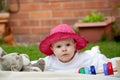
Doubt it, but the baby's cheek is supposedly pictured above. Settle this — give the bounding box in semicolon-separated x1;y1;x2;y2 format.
53;50;62;56
69;46;75;51
53;48;60;53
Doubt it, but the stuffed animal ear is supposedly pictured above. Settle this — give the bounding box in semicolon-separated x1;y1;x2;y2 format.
0;57;4;62
20;54;29;59
20;54;30;66
1;51;7;57
0;47;7;57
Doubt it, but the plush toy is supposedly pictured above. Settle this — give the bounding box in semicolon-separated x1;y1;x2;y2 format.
0;50;45;72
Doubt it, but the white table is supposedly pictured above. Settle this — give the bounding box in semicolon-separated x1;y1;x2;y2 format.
0;71;120;80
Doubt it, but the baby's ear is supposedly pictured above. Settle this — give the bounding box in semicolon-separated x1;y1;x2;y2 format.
74;42;76;47
50;46;53;51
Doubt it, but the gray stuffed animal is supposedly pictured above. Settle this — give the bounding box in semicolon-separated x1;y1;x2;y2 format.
0;48;45;72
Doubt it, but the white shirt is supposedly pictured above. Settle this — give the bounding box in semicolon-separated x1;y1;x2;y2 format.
43;51;119;72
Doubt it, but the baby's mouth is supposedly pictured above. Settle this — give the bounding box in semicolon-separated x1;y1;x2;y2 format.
62;53;69;56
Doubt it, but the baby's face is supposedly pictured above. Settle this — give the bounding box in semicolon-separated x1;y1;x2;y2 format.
51;38;76;63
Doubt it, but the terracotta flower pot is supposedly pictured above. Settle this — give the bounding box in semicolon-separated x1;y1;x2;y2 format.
0;13;10;22
0;13;9;45
74;16;115;43
0;13;16;45
4;33;16;45
0;13;10;36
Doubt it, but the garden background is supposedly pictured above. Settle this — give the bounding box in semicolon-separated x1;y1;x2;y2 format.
7;0;120;44
0;0;120;60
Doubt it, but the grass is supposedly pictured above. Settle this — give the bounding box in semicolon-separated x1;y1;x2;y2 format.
1;41;120;61
1;45;46;61
80;41;120;58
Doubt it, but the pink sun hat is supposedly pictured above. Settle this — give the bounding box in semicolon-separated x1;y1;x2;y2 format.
39;24;87;55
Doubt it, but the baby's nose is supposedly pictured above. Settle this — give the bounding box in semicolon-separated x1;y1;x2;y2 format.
62;46;67;52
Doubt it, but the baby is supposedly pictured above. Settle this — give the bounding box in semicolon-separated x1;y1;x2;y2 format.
39;24;120;72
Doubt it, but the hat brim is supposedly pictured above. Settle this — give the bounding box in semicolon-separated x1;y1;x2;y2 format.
39;32;87;55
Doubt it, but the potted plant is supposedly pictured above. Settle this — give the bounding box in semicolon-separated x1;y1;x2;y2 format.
112;23;120;42
74;11;115;43
0;0;10;25
0;0;10;19
111;4;120;42
0;0;10;45
0;0;17;45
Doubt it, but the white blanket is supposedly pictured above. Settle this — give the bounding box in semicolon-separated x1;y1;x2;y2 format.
0;71;120;80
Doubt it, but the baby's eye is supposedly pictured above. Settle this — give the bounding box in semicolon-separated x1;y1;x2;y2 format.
66;43;71;46
56;45;61;48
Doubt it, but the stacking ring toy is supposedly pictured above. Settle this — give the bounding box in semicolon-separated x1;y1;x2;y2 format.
90;65;96;75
